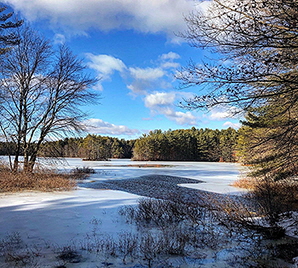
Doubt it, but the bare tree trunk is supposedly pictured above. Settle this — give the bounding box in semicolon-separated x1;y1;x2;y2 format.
13;131;22;172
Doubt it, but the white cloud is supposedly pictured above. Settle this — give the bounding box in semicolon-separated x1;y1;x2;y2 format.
161;61;180;69
160;52;180;61
144;92;176;107
53;33;66;44
4;0;199;39
126;53;180;95
159;52;181;69
83;118;140;136
129;67;164;81
144;92;198;125
208;106;242;120
223;121;241;129
85;52;180;93
86;54;126;79
209;110;231;120
166;110;197;125
127;67;166;95
86;54;127;90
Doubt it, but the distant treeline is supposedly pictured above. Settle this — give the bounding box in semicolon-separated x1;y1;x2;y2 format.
0;136;134;160
133;127;238;162
40;135;135;160
0;127;238;162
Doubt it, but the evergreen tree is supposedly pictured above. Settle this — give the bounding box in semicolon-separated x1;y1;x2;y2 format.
0;5;23;55
238;99;298;180
132;128;238;162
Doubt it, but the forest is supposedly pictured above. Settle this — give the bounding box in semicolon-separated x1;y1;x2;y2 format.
0;127;238;162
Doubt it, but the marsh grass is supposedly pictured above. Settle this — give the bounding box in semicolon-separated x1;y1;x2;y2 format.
0;162;96;192
232;176;258;190
0;170;76;192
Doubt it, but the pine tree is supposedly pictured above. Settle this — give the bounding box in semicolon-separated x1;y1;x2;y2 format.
0;5;23;54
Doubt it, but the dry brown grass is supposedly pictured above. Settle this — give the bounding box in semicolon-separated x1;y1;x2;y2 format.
0;161;96;192
0;168;77;192
231;177;258;190
232;176;298;196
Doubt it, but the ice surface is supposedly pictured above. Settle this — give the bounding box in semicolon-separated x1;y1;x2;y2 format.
57;158;246;194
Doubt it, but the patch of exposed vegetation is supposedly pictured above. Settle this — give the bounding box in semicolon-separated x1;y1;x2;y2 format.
0;170;76;192
0;163;95;192
84;174;207;201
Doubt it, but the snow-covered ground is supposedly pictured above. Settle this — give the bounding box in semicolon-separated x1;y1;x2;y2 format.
1;158;295;267
0;189;139;246
0;158;244;244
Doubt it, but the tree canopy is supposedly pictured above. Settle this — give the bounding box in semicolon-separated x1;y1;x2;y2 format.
178;0;298;180
133;128;238;162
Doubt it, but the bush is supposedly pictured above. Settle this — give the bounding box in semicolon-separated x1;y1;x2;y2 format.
232;175;298;228
71;167;96;180
120;198;187;228
249;177;298;225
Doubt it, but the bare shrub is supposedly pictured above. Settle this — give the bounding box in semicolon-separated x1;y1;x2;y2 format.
250;177;298;223
221;175;298;237
116;188;296;265
118;232;138;264
232;177;258;190
56;245;82;264
102;235;117;259
118;205;138;224
0;232;24;255
0;232;42;267
139;232;164;268
233;175;298;218
80;233;106;253
160;226;190;256
4;247;42;267
124;198;187;228
71;167;96;180
119;196;228;256
210;193;286;239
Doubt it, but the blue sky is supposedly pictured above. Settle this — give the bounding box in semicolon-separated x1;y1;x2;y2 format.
3;0;241;139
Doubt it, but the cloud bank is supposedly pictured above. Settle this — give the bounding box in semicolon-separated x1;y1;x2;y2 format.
4;0;200;39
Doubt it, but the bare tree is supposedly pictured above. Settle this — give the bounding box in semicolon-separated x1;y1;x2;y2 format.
177;0;298;113
0;25;98;172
